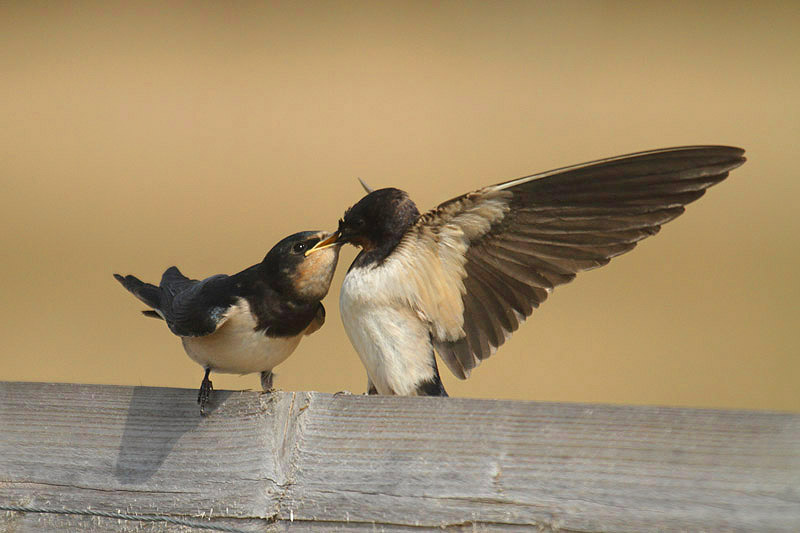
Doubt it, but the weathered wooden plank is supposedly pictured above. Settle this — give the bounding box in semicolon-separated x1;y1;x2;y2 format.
0;381;295;530
0;511;522;533
1;381;798;532
286;395;800;531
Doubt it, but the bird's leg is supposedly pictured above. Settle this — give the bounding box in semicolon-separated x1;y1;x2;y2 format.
198;367;213;415
260;370;274;393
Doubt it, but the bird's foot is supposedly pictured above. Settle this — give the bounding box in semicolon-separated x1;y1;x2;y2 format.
198;368;213;416
333;390;353;396
260;370;275;393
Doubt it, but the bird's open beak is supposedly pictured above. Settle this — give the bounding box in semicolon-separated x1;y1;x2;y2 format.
305;232;341;256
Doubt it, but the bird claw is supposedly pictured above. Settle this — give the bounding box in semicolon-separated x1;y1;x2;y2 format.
198;370;213;416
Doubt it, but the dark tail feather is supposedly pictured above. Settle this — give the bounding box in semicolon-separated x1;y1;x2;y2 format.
141;310;164;320
416;349;449;397
113;273;162;310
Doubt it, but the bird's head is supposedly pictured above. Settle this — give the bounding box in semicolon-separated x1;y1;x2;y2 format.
263;230;341;302
312;188;420;253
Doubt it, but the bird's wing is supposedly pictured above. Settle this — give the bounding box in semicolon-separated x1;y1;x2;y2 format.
159;266;237;337
388;146;745;379
304;303;326;335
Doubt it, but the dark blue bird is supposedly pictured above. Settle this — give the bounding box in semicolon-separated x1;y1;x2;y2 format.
115;230;341;414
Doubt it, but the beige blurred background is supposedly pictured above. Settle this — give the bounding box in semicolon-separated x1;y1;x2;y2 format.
1;2;798;412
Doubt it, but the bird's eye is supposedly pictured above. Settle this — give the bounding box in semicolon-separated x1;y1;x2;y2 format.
292;242;307;254
353;217;366;228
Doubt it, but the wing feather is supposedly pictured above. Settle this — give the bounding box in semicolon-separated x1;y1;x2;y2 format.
390;146;745;378
160;269;237;337
463;263;515;341
467;254;534;319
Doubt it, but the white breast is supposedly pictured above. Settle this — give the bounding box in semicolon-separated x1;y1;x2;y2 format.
340;265;436;396
181;299;304;375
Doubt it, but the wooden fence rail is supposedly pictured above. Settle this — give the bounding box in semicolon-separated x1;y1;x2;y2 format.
1;381;798;532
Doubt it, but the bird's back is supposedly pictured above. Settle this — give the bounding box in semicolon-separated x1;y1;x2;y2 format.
115;266;237;337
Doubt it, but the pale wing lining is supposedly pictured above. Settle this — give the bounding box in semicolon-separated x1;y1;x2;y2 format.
386;188;512;342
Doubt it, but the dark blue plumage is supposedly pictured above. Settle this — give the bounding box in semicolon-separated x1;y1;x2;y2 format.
115;230;341;414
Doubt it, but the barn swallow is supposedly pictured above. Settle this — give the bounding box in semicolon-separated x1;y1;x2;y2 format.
115;231;341;414
307;146;746;397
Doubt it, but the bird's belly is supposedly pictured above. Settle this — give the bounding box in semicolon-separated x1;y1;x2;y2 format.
181;311;303;375
340;269;435;396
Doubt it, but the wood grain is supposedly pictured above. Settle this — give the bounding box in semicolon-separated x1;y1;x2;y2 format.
1;381;798;532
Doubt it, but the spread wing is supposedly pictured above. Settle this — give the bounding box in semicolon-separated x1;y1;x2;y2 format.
388;145;746;379
158;266;237;337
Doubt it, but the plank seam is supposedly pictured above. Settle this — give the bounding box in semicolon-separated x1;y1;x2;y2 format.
0;504;252;533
